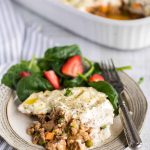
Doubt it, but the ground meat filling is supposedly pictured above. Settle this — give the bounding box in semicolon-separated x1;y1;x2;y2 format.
27;108;93;150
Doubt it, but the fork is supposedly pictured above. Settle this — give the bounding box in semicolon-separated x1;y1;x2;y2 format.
101;60;142;150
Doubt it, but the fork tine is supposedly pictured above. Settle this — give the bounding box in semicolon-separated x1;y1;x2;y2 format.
101;61;111;81
110;59;121;81
101;61;107;79
101;59;121;83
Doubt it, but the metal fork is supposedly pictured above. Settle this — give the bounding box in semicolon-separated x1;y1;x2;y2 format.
101;60;142;150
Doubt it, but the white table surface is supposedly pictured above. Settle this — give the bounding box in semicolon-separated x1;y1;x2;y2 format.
12;2;150;150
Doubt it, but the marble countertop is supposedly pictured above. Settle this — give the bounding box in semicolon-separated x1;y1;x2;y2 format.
11;2;150;149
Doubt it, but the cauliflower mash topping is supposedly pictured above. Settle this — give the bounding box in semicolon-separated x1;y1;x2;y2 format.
63;0;122;9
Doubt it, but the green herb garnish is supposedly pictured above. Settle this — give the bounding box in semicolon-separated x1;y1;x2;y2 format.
64;88;73;96
100;125;107;129
138;77;144;85
116;65;132;71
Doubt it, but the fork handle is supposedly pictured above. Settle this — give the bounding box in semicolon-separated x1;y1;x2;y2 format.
119;92;142;150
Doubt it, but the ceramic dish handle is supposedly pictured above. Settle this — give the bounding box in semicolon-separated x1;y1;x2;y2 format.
119;93;142;150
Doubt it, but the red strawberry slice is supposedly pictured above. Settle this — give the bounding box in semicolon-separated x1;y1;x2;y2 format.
89;74;104;82
61;55;83;77
20;71;31;78
44;70;60;89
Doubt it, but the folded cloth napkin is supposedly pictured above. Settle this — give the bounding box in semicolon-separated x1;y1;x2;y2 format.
0;0;56;149
0;0;24;65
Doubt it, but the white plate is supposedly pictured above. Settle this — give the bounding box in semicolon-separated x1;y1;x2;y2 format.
0;72;148;150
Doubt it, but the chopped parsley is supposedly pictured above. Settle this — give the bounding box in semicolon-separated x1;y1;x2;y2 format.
116;65;132;71
100;125;107;130
138;77;144;85
64;88;73;96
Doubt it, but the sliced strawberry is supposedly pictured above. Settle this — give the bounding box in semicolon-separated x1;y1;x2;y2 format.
89;74;104;82
44;70;60;89
20;71;31;78
61;55;83;77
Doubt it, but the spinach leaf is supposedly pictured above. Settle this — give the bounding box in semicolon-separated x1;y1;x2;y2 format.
21;56;41;73
93;63;102;74
1;64;30;89
37;58;51;71
28;56;41;73
44;45;81;61
89;81;119;114
83;57;94;78
63;76;87;88
2;57;41;89
51;60;68;78
16;74;53;101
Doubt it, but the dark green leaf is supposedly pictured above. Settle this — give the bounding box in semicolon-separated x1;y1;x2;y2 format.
16;74;53;101
44;45;81;61
2;57;41;89
93;63;102;74
1;64;30;89
89;81;118;114
63;76;87;88
37;58;51;71
51;60;67;78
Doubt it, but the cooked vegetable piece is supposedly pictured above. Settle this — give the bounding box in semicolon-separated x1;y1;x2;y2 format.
89;74;104;82
45;132;54;140
16;74;53;101
61;55;83;77
45;44;81;61
131;2;142;10
44;70;60;89
85;140;93;148
89;81;118;114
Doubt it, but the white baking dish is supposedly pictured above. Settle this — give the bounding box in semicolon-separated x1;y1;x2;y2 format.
14;0;150;50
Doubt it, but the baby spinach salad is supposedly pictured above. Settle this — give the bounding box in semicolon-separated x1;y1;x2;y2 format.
2;44;125;114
